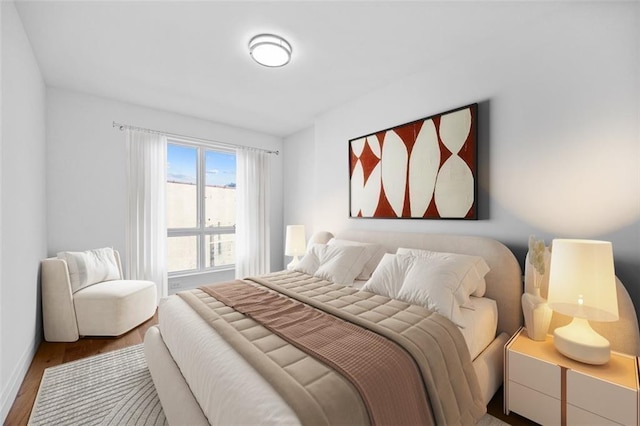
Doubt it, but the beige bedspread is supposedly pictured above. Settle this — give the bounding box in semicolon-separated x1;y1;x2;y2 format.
202;280;432;425
178;270;485;425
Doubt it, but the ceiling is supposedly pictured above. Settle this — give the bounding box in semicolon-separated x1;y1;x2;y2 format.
14;1;566;137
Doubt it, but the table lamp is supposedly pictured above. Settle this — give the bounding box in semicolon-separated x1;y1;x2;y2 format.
547;239;618;365
285;225;306;270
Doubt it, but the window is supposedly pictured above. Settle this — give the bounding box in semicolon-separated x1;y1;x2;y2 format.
166;141;236;274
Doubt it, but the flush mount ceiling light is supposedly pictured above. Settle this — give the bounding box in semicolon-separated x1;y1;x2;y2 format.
249;34;292;67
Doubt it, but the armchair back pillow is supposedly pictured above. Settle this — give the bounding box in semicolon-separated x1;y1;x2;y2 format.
57;247;120;293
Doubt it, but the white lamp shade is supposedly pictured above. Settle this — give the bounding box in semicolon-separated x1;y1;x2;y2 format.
547;239;618;322
285;225;306;257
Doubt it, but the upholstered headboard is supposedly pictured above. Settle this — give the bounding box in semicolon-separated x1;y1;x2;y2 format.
331;230;523;337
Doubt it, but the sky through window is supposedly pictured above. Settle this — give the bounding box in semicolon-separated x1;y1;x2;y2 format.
167;144;236;187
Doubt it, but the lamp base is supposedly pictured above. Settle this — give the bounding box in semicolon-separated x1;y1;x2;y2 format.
286;256;300;271
553;317;611;365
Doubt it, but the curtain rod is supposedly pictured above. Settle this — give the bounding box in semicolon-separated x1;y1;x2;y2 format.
112;121;279;155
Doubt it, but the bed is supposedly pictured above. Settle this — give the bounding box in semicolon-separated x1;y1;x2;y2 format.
144;230;529;425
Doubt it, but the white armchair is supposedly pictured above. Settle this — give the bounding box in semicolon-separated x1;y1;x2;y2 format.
42;248;157;342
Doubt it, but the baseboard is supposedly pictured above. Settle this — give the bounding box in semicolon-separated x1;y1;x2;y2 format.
0;334;41;423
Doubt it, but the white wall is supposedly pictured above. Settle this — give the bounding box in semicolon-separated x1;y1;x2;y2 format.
46;88;284;292
284;3;640;310
0;1;47;421
282;126;315;248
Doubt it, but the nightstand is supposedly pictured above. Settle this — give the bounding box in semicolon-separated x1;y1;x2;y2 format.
505;327;639;425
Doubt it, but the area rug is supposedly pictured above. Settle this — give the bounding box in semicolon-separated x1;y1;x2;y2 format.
29;343;508;426
29;344;167;426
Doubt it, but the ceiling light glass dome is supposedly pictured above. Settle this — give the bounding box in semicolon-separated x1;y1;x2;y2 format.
249;34;292;68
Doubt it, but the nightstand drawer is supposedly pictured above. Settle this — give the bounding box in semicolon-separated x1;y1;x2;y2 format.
509;350;560;398
509;381;560;425
567;369;637;425
567;405;619;425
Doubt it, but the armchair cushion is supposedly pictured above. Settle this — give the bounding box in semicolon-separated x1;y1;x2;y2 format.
74;279;157;336
57;247;120;293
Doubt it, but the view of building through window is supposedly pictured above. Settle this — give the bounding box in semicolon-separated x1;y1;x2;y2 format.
166;142;236;273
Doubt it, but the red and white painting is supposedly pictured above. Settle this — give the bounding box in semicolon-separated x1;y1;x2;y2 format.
349;103;477;219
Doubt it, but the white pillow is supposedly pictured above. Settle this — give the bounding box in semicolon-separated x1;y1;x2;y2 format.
294;247;322;275
327;238;386;280
360;253;408;298
396;256;466;327
362;253;467;327
57;247;120;293
294;243;368;286
396;248;490;297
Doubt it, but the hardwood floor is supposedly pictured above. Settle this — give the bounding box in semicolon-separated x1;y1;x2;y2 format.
4;311;534;425
3;313;158;426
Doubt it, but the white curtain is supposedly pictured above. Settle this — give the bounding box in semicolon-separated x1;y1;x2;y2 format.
125;129;168;299
235;147;271;278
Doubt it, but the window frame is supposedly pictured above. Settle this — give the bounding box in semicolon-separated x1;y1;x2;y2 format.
166;138;236;276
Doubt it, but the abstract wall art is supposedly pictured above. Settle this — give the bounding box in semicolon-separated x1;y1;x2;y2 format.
349;103;477;219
